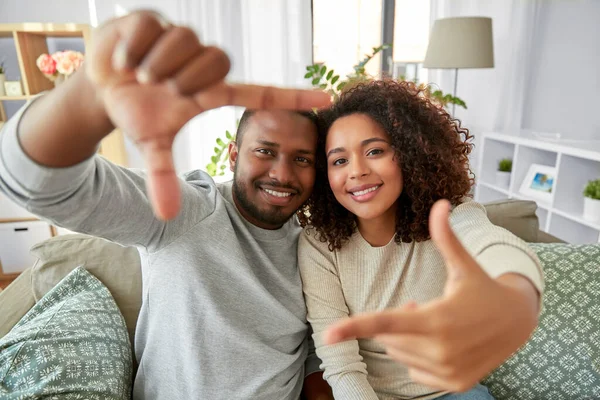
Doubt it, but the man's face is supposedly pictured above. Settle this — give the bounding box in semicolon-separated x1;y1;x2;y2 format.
229;111;318;229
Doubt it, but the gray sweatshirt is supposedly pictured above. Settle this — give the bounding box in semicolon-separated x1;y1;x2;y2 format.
0;102;320;399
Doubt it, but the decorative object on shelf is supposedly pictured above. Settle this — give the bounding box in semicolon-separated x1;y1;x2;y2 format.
519;164;556;205
3;80;23;97
423;16;495;115
496;158;512;189
583;179;600;222
36;50;84;85
0;60;5;96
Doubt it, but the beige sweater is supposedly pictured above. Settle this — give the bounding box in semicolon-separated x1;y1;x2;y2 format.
298;199;544;400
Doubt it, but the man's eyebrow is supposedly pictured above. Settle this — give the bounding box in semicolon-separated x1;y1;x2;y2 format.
298;149;316;156
326;137;389;158
256;140;279;147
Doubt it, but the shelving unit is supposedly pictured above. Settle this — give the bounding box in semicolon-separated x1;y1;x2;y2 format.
0;23;128;280
475;131;600;244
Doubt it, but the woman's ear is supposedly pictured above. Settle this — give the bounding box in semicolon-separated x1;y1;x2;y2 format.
228;141;238;172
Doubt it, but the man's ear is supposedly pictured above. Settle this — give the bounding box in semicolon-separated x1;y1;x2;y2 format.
228;141;238;172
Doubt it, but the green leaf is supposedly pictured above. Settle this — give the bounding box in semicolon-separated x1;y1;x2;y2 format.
216;138;225;146
319;83;328;89
225;130;232;139
311;77;320;86
331;75;339;85
337;82;346;90
320;65;326;76
220;165;226;170
306;65;312;71
304;72;312;79
214;147;220;153
326;70;333;80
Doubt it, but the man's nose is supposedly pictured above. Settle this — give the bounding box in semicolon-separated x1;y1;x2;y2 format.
268;158;295;184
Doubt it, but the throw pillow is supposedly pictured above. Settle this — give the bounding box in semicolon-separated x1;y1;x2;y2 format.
483;243;600;400
0;266;132;399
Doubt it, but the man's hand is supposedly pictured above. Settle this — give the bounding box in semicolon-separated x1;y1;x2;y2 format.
86;11;330;220
323;200;540;393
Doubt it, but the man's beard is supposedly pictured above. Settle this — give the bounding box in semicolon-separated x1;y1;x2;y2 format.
232;176;295;228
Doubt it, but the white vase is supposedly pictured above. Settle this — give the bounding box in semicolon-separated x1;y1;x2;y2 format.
583;197;600;222
0;74;5;96
495;171;511;189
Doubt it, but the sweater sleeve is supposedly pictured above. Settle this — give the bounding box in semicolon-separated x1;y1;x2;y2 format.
0;97;217;252
298;230;379;400
450;199;544;295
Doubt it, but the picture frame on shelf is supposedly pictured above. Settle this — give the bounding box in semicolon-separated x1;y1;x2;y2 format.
4;80;23;96
519;164;557;204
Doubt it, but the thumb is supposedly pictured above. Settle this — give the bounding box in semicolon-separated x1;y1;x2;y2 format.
429;199;480;280
139;138;181;220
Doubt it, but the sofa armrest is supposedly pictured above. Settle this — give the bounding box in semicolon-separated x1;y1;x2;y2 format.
536;230;566;243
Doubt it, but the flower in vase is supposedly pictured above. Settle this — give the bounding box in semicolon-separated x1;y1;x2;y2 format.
36;51;84;83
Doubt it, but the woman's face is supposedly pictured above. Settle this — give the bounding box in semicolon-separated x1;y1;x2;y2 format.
325;113;403;222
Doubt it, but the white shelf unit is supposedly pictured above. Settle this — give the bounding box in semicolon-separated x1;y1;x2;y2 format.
475;131;600;244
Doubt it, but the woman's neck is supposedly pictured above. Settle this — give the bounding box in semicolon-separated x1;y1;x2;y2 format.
357;212;397;247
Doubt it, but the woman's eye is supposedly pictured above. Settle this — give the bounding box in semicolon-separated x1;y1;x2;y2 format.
332;158;347;166
367;149;384;156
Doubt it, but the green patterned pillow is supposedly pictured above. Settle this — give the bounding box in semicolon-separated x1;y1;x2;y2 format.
0;266;132;399
483;243;600;400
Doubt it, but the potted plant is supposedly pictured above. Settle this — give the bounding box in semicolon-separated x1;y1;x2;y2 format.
496;158;512;188
0;61;6;96
583;179;600;222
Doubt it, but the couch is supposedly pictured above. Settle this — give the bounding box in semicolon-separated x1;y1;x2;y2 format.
2;199;599;399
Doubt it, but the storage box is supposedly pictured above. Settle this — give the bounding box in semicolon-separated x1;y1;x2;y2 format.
0;221;52;274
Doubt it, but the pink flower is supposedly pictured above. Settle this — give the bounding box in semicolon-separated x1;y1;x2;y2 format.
36;54;56;75
53;51;84;76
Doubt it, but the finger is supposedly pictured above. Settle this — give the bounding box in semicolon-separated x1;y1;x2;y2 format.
383;344;453;378
87;11;170;85
376;334;438;363
323;309;430;345
429;200;480;278
137;26;205;84
137;138;181;220
194;82;331;111
171;47;231;96
113;11;171;72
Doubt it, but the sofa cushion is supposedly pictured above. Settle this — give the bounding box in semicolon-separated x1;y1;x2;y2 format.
483;199;539;243
0;267;132;399
483;243;600;399
0;268;35;339
29;234;142;345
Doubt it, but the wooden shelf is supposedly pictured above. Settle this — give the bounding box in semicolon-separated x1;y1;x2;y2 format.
0;96;32;101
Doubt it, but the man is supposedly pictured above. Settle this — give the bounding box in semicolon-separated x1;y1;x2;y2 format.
0;11;332;400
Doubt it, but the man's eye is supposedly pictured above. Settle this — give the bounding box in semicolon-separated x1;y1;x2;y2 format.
257;149;273;156
296;157;312;164
332;158;347;166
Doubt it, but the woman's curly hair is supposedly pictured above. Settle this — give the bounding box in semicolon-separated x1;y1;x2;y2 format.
297;79;474;250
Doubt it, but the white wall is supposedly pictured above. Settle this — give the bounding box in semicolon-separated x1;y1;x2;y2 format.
0;0;90;24
523;0;600;140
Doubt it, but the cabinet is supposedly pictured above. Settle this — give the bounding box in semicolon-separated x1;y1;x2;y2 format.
0;23;128;280
475;131;600;244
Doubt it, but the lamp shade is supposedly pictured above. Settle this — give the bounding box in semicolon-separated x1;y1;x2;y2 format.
423;17;494;69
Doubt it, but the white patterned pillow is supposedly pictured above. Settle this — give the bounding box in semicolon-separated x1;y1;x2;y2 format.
0;267;132;399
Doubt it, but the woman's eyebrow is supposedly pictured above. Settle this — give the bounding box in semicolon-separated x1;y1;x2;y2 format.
326;137;388;158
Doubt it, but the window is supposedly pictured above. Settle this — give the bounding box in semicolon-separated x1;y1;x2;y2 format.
312;0;430;83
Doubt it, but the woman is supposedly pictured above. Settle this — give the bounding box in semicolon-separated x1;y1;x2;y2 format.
297;80;544;400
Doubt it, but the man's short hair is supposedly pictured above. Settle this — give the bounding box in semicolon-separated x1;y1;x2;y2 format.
235;109;318;147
